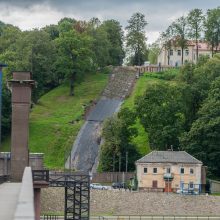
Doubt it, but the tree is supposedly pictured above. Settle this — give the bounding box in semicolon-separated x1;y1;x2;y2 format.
125;12;148;66
89;25;111;68
135;82;185;150
148;42;160;64
187;9;205;62
101;20;125;65
171;16;188;65
98;108;140;172
160;25;173;65
56;27;94;96
204;7;220;57
180;76;220;178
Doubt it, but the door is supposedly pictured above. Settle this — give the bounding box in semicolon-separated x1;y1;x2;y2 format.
164;181;172;192
152;180;158;188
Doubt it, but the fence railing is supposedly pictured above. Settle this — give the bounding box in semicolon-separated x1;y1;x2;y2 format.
32;170;49;182
42;215;58;220
90;216;220;220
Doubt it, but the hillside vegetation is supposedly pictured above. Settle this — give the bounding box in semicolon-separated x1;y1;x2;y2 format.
2;73;108;168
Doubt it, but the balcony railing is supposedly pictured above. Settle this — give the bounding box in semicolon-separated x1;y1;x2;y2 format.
163;173;174;181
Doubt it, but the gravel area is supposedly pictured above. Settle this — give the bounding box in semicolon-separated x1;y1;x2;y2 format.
41;188;220;216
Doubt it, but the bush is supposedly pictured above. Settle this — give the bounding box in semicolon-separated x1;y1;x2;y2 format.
144;68;179;80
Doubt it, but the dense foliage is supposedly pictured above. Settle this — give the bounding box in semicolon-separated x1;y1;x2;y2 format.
98;108;140;172
0;17;125;140
135;55;220;178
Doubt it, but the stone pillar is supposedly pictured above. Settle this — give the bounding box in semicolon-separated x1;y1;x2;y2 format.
9;72;35;182
34;188;41;220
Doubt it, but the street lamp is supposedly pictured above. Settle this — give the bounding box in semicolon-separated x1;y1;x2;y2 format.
0;63;8;147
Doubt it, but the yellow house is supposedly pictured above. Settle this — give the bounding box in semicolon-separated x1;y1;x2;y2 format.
136;151;204;193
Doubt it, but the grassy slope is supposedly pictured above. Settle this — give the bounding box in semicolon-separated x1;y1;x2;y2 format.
2;73;108;168
122;74;155;155
122;69;180;156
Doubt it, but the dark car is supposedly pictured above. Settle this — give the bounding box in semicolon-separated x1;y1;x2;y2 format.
112;182;127;189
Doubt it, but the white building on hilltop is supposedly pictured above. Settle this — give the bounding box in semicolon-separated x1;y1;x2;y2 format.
157;40;220;67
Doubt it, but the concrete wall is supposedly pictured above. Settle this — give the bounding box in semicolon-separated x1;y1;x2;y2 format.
14;167;35;220
0;152;44;176
136;162;202;191
210;180;220;194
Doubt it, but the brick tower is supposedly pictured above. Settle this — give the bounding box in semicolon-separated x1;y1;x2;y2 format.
9;72;35;182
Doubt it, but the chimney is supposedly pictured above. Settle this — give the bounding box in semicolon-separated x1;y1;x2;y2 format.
8;72;35;182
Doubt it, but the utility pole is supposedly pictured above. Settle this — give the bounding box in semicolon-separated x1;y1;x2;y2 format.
119;153;121;173
0;63;7;148
113;154;115;172
126;151;128;173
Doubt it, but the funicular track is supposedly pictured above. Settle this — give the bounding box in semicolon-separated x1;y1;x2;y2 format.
33;170;90;220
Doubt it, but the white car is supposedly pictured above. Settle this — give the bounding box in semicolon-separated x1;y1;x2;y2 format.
90;183;108;190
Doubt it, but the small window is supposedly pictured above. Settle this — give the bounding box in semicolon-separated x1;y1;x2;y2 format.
166;168;171;174
143;167;148;174
180;167;184;174
170;49;173;56
177;50;181;56
185;49;189;56
153;168;157;174
190;168;194;174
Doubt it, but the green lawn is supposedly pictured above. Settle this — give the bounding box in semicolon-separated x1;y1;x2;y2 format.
2;73;108;168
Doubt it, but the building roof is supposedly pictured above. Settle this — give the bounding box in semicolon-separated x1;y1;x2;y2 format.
136;151;202;164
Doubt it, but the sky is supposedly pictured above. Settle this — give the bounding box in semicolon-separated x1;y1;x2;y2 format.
0;0;219;44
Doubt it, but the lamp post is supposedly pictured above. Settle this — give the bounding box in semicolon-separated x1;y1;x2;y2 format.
0;63;7;147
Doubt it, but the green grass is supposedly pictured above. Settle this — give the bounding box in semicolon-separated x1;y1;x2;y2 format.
1;73;108;168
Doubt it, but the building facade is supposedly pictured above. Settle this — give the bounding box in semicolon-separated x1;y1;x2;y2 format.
157;41;220;66
136;151;204;193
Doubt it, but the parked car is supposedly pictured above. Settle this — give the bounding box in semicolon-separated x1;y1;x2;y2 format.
112;182;128;189
90;183;108;190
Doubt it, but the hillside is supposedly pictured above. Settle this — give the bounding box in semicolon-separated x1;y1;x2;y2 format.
2;73;108;168
122;70;179;156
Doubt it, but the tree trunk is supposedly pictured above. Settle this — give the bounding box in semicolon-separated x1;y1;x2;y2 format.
69;72;76;96
196;39;198;63
181;47;184;65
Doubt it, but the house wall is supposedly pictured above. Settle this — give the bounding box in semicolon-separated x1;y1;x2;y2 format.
158;45;213;66
136;162;202;191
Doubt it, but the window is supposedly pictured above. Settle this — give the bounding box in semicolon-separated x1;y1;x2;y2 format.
180;167;184;174
143;167;148;174
170;49;173;56
189;182;194;189
166;167;171;174
177;50;181;56
153;168;157;174
190;168;194;174
185;49;189;56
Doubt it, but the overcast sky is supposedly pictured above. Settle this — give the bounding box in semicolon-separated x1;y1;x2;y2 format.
0;0;219;43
